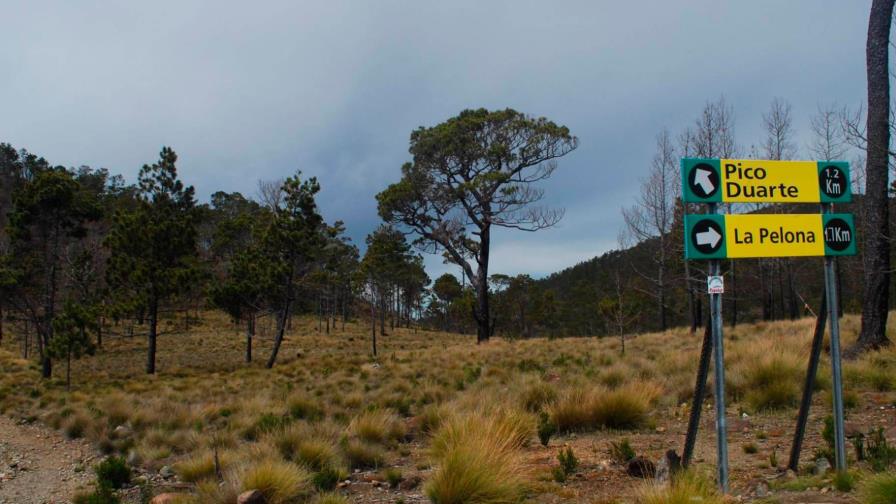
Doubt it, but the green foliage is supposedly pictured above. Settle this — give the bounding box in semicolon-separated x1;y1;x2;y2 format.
609;438;636;464
311;466;344;491
557;446;579;476
94;456;131;490
859;473;896;504
537;411;556;447
866;427;896;472
832;470;856;492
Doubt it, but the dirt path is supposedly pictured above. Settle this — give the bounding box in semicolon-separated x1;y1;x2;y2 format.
0;415;96;504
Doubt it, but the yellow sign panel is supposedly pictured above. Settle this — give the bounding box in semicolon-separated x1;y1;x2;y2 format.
724;213;824;258
721;159;819;203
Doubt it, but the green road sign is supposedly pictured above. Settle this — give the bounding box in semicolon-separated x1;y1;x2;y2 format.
684;213;857;260
681;158;851;204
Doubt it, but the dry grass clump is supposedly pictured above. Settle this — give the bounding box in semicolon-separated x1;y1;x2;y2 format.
549;382;659;432
342;439;387;470
347;409;406;444
174;449;236;483
240;460;310;504
311;493;350;504
739;353;801;411
636;470;723;504
286;391;325;420
517;377;557;412
426;412;528;504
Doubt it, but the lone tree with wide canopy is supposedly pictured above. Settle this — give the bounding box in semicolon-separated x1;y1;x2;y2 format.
377;108;577;343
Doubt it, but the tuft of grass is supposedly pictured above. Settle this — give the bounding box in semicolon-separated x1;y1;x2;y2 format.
312;494;350;504
343;439;386;470
240;460;310;504
742;356;800;411
348;409;406;444
537;411;556;447
858;473;896;504
174;450;234;483
287;392;325;421
519;379;557;412
426;412;528;504
742;442;758;454
550;383;656;432
637;470;723;504
383;467;403;488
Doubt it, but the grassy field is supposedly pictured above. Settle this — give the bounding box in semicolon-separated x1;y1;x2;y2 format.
1;311;895;503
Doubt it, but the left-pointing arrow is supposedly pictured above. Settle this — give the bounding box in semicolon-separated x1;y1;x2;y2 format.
696;227;722;248
695;168;715;194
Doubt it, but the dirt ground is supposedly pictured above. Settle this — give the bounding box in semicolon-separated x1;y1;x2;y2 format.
0;415;96;504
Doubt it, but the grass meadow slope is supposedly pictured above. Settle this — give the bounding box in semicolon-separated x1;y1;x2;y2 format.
1;312;895;503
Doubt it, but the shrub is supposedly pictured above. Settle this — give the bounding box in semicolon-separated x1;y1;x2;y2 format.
241;460;310;504
866;427;896;472
311;466;346;491
742;442;758;454
637;469;723;504
94;456;131;490
859;473;896;504
537;411;556;447
558;446;578;474
832;470;855;492
609;438;636;464
348;410;406;444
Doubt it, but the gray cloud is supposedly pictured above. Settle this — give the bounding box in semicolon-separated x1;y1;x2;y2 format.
1;1;871;280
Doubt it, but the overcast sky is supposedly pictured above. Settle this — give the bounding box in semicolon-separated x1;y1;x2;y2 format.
1;1;872;280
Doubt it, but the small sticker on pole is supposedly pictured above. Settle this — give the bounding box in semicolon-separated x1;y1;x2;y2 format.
707;276;724;294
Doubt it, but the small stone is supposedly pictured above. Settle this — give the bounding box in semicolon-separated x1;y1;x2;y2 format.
159;465;175;478
755;482;769;498
814;457;831;475
626;456;656;478
784;469;797;480
150;494;187;504
237;490;265;504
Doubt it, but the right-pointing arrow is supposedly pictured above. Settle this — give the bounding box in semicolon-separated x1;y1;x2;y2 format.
695;168;715;194
696;227;722;248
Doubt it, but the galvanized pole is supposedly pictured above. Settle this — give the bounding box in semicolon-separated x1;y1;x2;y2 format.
708;202;729;492
823;203;847;472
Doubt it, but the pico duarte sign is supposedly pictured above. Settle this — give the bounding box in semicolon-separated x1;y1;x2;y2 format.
684;213;857;260
682;158;851;204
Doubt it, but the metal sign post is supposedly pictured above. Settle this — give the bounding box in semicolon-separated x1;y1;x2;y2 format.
823;203;848;472
707;203;730;492
680;158;855;492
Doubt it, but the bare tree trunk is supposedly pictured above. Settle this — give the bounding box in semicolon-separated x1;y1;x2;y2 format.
266;300;292;369
371;297;377;357
855;0;895;352
245;314;254;363
147;300;158;374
